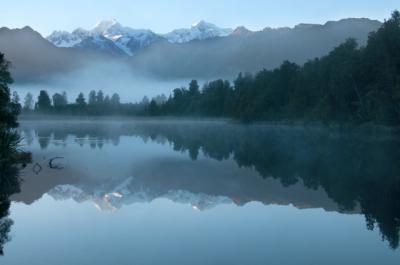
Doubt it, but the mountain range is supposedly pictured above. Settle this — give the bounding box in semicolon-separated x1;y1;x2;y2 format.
0;18;382;84
47;19;233;55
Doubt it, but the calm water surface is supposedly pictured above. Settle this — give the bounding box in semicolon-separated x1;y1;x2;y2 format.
1;119;400;265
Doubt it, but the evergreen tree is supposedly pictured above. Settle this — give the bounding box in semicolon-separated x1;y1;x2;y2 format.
141;96;150;105
148;100;159;116
96;90;104;104
11;92;19;105
23;92;34;111
88;90;96;105
62;91;68;105
36;90;52;112
104;95;111;105
52;93;67;109
0;53;18;128
76;93;86;106
11;92;21;115
111;93;120;105
188;80;200;96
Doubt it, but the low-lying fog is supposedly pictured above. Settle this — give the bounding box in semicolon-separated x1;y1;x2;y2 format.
11;60;202;103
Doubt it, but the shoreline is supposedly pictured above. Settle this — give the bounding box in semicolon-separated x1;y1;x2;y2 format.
18;114;400;138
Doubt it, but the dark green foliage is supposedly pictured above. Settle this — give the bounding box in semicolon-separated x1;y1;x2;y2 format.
0;141;26;255
96;90;104;104
155;11;400;125
88;90;96;105
75;93;86;106
0;129;20;167
20;11;400;126
36;90;52;112
0;52;22;168
24;90;148;116
52;92;67;109
201;79;234;117
110;93;120;105
0;53;19;128
360;11;400;124
0;53;29;256
188;80;200;96
148;100;159;116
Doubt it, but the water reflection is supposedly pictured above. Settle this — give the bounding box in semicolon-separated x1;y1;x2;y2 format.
0;162;22;255
17;120;400;249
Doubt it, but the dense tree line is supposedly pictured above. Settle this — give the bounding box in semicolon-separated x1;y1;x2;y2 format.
20;89;152;116
18;11;400;125
157;11;400;125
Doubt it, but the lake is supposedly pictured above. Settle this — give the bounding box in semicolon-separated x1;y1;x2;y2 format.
1;119;399;264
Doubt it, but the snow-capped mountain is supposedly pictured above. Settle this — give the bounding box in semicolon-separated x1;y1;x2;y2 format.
47;30;87;47
48;177;233;212
74;35;127;56
91;19;165;55
47;19;165;56
163;20;233;43
47;19;233;55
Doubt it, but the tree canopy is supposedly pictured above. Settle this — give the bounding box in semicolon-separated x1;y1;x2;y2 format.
18;11;400;126
0;53;19;128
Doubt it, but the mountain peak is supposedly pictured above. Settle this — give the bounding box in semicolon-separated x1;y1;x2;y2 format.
232;26;253;36
192;20;215;28
21;26;34;31
47;19;163;54
164;20;233;43
93;19;121;33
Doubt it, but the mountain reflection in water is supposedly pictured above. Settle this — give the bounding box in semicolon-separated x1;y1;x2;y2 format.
13;120;400;250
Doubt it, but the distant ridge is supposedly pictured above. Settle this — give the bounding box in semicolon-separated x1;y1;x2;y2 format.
47;19;233;55
0;18;382;83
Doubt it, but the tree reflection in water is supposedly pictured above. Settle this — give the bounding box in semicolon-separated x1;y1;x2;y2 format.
21;120;400;249
0;163;22;255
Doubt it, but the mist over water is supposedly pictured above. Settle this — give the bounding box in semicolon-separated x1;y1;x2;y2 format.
0;119;398;265
11;60;196;102
1;3;399;264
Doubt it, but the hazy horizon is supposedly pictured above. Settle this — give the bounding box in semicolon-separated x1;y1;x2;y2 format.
1;0;398;36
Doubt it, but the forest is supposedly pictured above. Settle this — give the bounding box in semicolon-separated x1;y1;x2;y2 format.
11;11;400;125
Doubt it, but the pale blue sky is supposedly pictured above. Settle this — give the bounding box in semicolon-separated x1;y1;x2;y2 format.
1;0;398;36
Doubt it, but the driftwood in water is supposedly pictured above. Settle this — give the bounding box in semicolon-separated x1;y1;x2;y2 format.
31;157;65;175
48;157;64;169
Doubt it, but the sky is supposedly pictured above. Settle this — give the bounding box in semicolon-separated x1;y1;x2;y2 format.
1;0;399;36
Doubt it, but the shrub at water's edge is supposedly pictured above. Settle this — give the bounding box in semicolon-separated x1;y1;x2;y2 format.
0;52;31;167
0;52;31;256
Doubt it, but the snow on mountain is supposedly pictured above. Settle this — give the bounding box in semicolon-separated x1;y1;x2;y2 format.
164;20;233;43
47;19;233;55
75;35;127;56
47;19;164;56
48;176;232;212
47;30;86;47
